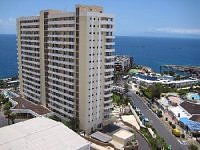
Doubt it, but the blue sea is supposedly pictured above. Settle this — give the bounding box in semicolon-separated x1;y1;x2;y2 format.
0;34;17;79
115;36;200;72
0;34;200;79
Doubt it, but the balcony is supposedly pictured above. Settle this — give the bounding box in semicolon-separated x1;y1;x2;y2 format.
47;40;74;45
100;28;113;32
105;48;115;53
47;27;75;31
48;20;75;25
105;42;115;45
47;34;74;38
100;20;114;25
104;104;113;110
104;92;113;98
21;22;39;26
104;98;112;104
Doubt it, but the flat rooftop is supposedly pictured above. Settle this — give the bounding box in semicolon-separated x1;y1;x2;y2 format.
0;117;90;150
113;129;133;140
167;96;183;105
12;97;51;115
91;131;112;143
169;106;191;119
121;115;140;130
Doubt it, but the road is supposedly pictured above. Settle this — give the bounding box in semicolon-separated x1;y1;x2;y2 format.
135;132;150;150
128;91;188;150
0;111;8;127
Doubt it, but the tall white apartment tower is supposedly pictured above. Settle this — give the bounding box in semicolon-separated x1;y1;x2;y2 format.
17;5;114;133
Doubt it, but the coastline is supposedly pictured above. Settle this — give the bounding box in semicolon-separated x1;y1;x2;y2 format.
0;35;200;78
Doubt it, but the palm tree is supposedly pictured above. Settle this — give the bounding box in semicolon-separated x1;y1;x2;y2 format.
4;109;12;125
124;83;129;93
10;112;16;124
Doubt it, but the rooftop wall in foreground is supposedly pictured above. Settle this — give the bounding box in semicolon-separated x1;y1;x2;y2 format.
0;117;90;150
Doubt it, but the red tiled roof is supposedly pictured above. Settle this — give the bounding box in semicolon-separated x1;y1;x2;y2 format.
180;101;200;115
12;97;51;115
190;115;200;123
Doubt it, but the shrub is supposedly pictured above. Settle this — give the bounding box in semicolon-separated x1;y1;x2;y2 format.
165;117;168;121
157;113;163;118
171;124;176;129
157;111;163;118
188;144;198;150
2;101;12;111
181;134;185;139
169;121;172;126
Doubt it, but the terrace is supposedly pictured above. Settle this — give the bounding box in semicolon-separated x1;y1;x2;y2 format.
12;97;51;116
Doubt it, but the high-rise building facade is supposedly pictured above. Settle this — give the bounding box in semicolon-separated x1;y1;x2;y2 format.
17;5;114;133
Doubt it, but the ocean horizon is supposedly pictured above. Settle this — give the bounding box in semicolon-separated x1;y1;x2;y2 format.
0;34;200;79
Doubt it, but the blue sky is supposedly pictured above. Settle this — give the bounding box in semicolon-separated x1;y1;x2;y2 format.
0;0;200;38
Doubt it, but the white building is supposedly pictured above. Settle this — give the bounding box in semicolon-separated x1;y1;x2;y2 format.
132;75;199;88
17;5;114;133
114;55;133;72
0;117;90;150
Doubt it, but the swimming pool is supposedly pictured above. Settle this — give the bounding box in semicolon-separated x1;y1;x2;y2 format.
186;93;200;101
135;74;158;81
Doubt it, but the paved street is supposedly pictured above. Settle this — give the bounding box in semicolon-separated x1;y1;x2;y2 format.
135;132;150;150
102;123;150;150
129;91;188;150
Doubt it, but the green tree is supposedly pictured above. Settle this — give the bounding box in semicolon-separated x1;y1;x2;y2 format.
10;112;16;124
70;118;79;131
124;97;130;106
151;84;162;99
113;93;122;106
124;83;129;93
175;75;181;81
11;76;18;81
0;80;7;88
4;109;12;125
2;101;12;111
188;144;198;150
0;94;9;105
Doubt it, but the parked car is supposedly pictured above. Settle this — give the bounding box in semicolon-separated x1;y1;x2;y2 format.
139;114;145;120
172;128;181;137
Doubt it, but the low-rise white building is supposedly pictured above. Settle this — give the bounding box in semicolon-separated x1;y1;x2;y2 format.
0;117;90;150
110;129;137;149
168;106;192;120
132;75;199;88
